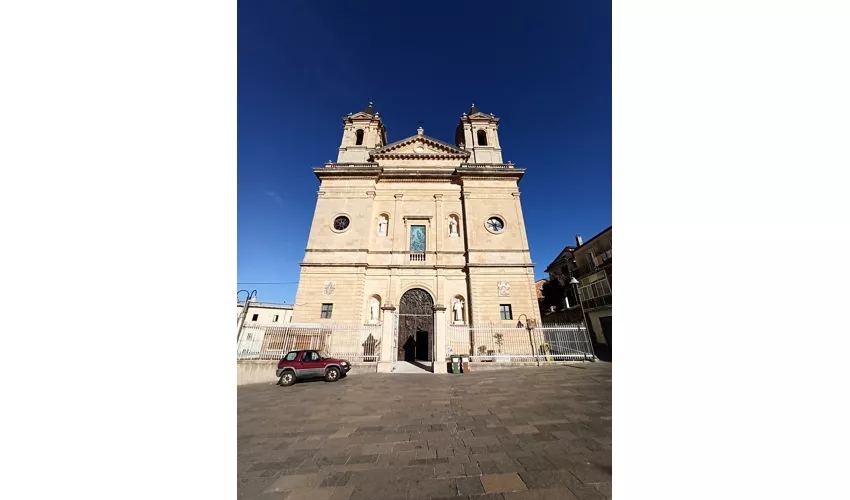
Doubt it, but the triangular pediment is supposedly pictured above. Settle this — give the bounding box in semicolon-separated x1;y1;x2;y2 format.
464;112;499;124
348;111;377;120
371;133;470;159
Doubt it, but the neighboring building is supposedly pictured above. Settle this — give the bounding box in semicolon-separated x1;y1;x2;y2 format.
542;244;578;312
544;245;578;285
236;301;295;357
236;301;294;326
572;227;612;350
291;103;541;369
542;227;612;356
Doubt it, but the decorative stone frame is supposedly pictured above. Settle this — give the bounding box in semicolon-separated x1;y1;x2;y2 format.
330;213;352;233
403;216;433;253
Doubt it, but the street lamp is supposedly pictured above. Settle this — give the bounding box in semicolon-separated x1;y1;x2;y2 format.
569;277;596;361
516;314;540;367
236;289;257;342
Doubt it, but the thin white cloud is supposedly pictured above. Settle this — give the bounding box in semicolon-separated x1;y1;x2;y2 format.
265;190;284;206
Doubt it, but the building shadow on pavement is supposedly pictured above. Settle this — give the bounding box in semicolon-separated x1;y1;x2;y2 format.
592;341;612;362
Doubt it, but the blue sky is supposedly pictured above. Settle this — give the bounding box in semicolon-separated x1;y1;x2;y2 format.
238;0;611;304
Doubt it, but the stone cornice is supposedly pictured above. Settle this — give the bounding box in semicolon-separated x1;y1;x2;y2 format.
456;167;525;180
368;250;465;255
467;249;531;253
312;164;524;182
466;263;536;268
303;249;467;256
298;262;368;267
305;248;367;253
299;262;531;270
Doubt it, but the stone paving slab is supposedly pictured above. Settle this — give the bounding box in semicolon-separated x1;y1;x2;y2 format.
239;363;611;499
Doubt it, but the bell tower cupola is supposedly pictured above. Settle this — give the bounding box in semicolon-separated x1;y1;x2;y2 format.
455;104;503;164
337;102;387;163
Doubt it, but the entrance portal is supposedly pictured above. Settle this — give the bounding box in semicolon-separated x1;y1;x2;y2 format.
397;288;434;362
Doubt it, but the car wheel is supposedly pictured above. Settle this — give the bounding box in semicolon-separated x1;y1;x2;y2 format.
279;371;296;387
324;367;340;382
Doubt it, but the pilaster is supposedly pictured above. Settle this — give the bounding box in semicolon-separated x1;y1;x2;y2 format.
434;194;443;302
377;304;397;373
433;305;447;375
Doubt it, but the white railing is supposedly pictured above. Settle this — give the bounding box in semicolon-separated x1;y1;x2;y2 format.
236;323;382;362
446;322;595;362
409;252;425;262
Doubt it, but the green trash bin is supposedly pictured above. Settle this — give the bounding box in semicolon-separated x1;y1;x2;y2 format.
451;355;461;374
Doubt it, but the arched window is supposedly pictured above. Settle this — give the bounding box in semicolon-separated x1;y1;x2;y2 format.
477;129;488;146
355;129;364;145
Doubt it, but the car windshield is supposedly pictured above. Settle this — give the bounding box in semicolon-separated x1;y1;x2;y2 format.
316;351;329;359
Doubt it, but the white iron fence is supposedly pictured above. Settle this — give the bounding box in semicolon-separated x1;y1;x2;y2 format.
236;323;382;362
446;322;595;362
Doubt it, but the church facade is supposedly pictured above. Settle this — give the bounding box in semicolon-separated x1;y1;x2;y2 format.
291;103;541;371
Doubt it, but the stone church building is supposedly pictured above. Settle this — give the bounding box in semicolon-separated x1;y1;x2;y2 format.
291;103;541;371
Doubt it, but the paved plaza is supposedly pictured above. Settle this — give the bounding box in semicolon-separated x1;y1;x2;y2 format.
238;363;612;500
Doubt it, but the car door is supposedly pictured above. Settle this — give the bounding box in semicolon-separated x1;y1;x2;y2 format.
300;350;324;378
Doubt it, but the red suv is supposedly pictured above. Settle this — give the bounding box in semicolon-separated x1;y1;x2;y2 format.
276;350;351;386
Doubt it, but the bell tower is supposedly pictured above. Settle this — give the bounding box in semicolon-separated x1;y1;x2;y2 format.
455;104;503;164
337;102;387;163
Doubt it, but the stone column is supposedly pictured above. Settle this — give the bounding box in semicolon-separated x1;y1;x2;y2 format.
377;304;396;373
433;305;447;375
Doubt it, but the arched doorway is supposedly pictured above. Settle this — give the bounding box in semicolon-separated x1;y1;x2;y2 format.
398;288;434;362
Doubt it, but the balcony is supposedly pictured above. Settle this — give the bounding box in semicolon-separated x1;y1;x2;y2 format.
409;252;426;263
574;255;612;279
580;294;612;310
578;278;612;311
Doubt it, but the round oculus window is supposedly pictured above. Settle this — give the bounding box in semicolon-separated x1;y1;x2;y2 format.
414;146;425;154
333;216;350;231
486;217;504;233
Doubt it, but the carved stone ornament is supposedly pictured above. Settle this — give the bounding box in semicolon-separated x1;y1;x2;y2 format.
497;280;511;297
323;281;336;296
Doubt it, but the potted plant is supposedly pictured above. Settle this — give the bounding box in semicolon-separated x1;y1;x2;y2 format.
493;333;508;362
